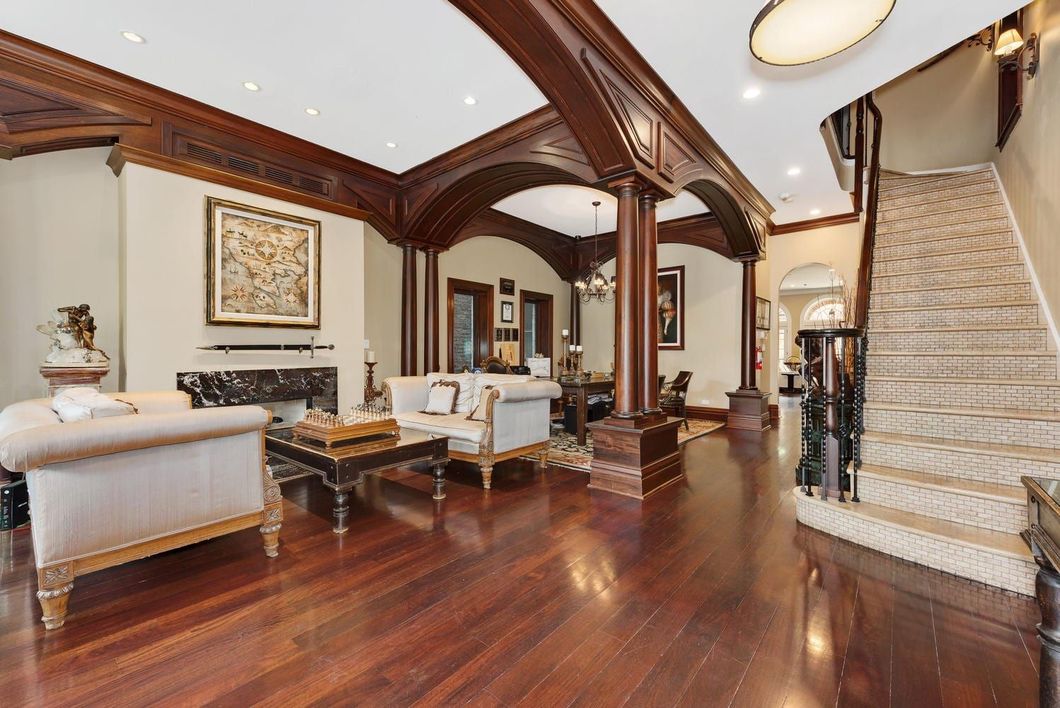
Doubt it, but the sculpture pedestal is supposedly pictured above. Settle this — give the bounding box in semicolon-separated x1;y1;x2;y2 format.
40;364;109;396
726;388;771;432
587;414;682;499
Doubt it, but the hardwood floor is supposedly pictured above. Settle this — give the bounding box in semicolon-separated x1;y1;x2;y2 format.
0;404;1041;706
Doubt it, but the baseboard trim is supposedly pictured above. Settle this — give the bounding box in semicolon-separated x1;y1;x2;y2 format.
685;405;728;421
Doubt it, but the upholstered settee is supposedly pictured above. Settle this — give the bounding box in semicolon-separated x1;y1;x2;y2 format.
384;373;561;489
0;391;281;629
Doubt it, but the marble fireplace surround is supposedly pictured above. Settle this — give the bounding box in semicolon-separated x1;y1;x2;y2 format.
175;367;338;415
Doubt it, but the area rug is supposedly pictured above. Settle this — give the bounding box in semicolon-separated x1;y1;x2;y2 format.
523;418;725;472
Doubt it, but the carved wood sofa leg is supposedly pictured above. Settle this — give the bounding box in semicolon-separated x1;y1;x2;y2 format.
537;446;549;469
480;466;493;490
260;522;282;558
37;564;74;630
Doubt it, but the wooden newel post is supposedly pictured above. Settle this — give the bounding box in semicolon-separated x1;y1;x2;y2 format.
400;244;418;376
423;248;440;374
822;334;844;502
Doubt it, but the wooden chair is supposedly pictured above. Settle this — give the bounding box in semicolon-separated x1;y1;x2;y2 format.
480;356;512;374
660;371;693;430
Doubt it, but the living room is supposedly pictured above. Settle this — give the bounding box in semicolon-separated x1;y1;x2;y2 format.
2;1;1059;705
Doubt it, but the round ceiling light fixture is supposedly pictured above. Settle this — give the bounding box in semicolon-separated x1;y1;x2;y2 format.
121;31;146;44
749;0;896;66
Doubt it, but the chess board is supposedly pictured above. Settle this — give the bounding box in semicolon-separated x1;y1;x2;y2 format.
293;408;398;448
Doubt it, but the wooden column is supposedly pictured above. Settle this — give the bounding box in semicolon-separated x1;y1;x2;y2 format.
638;192;661;414
739;258;757;390
400;244;417;376
423;248;440;374
587;178;682;500
569;280;581;346
611;180;641;419
726;257;771;431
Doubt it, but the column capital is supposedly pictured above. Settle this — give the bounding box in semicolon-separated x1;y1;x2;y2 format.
421;245;445;255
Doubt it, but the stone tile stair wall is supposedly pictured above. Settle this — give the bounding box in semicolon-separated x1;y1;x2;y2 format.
795;166;1060;596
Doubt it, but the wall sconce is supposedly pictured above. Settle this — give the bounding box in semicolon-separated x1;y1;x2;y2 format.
994;14;1039;78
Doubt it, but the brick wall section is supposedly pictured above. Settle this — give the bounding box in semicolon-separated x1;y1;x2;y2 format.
877;216;1012;241
874;245;1020;274
879;170;994;198
857;474;1025;533
867;352;1057;379
873;262;1025;290
869;327;1047;351
864;406;1060;450
868;302;1039;328
875;230;1013;257
870;281;1031;309
879;193;1003;222
860;436;1060;486
866;377;1060;410
880;181;996;210
877;204;1007;232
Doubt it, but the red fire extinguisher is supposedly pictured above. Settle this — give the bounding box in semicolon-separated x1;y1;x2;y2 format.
755;345;764;371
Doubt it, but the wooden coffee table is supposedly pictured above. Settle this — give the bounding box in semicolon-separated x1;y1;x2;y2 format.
265;427;448;534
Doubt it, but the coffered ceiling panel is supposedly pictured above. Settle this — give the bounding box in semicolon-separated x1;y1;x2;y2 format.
0;0;547;173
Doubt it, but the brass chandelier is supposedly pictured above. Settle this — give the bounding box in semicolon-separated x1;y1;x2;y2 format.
575;200;615;303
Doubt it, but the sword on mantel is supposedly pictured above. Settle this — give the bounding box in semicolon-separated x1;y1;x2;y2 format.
197;336;335;359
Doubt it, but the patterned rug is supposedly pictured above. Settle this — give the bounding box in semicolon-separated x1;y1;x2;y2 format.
523;418;725;471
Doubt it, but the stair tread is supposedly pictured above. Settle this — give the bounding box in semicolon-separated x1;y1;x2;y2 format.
869;299;1038;313
794;491;1032;560
872;260;1024;278
865;401;1060;422
878;200;1003;222
862;431;1060;463
858;464;1026;503
873;243;1016;263
868;325;1047;333
878;178;997;203
879;215;1009;236
866;374;1060;386
875;228;1012;249
870;279;1029;295
869;349;1052;356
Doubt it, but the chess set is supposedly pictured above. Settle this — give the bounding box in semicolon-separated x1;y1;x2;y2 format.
293;406;398;448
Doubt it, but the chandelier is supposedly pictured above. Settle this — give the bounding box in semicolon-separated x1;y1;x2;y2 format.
575;200;615;303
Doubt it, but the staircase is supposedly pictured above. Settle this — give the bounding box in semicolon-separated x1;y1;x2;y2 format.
795;166;1059;596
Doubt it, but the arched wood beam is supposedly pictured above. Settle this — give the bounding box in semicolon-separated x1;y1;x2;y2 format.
454;208;576;280
451;0;773;225
682;180;767;261
575;212;729;271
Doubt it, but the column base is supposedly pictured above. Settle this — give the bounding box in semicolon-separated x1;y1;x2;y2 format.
725;389;771;432
587;415;682;500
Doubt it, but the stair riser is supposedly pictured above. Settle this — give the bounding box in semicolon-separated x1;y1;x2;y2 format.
877;204;1007;234
868;303;1039;329
878;194;1003;223
874;246;1020;275
867;353;1056;379
869;328;1047;352
879;181;998;210
873;262;1025;290
794;494;1035;595
861;438;1060;486
866;378;1060;412
865;407;1060;450
856;475;1025;534
870;282;1031;310
874;230;1012;259
877;216;1011;241
879;171;994;197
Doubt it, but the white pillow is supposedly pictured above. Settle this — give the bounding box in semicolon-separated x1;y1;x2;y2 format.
472;373;533;401
52;388;138;423
423;382;458;415
427;372;473;413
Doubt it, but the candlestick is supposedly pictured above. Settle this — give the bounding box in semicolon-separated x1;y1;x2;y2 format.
363;361;383;407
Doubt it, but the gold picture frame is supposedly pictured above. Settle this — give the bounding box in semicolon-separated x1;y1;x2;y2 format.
205;197;321;328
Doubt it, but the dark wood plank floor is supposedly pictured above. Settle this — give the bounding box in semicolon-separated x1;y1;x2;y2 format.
0;401;1041;706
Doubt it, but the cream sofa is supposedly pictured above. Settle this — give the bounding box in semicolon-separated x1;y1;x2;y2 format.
0;391;281;629
384;373;561;489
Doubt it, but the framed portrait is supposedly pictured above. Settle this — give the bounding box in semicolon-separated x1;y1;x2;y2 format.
657;265;684;350
499;278;516;296
756;297;771;330
205;197;321;328
500;300;514;323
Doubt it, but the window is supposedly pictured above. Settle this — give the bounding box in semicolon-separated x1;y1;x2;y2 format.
778;307;788;363
803;298;846;327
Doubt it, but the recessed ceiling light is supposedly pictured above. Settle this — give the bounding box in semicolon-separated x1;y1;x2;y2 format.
810;208;822;216
121;31;145;44
787;166;802;177
385;142;398;149
742;86;761;100
242;81;261;92
779;192;795;203
304;107;320;116
463;96;478;105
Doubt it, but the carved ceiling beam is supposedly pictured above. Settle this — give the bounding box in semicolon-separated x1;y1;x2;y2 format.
454;208;576;279
573;212;730;272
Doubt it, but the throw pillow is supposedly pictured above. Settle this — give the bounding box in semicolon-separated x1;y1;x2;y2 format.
422;381;459;415
427;372;473;413
52;388;138;423
466;386;495;422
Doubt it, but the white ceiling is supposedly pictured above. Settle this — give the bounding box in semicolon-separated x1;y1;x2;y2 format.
780;262;843;292
0;0;547;173
596;0;1023;223
493;186;708;236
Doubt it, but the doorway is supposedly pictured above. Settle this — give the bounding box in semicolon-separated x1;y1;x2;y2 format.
447;278;493;372
519;290;553;370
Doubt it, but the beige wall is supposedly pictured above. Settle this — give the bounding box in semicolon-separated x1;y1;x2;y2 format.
763;220;863;399
0;148;119;405
579;243;742;408
996;0;1060;337
363;225;404;384
876;41;997;172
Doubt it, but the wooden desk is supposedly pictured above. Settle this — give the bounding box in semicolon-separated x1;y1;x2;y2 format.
266;427;448;534
554;376;615;446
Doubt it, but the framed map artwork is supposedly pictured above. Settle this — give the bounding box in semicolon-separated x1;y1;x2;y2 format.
205;197;321;328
